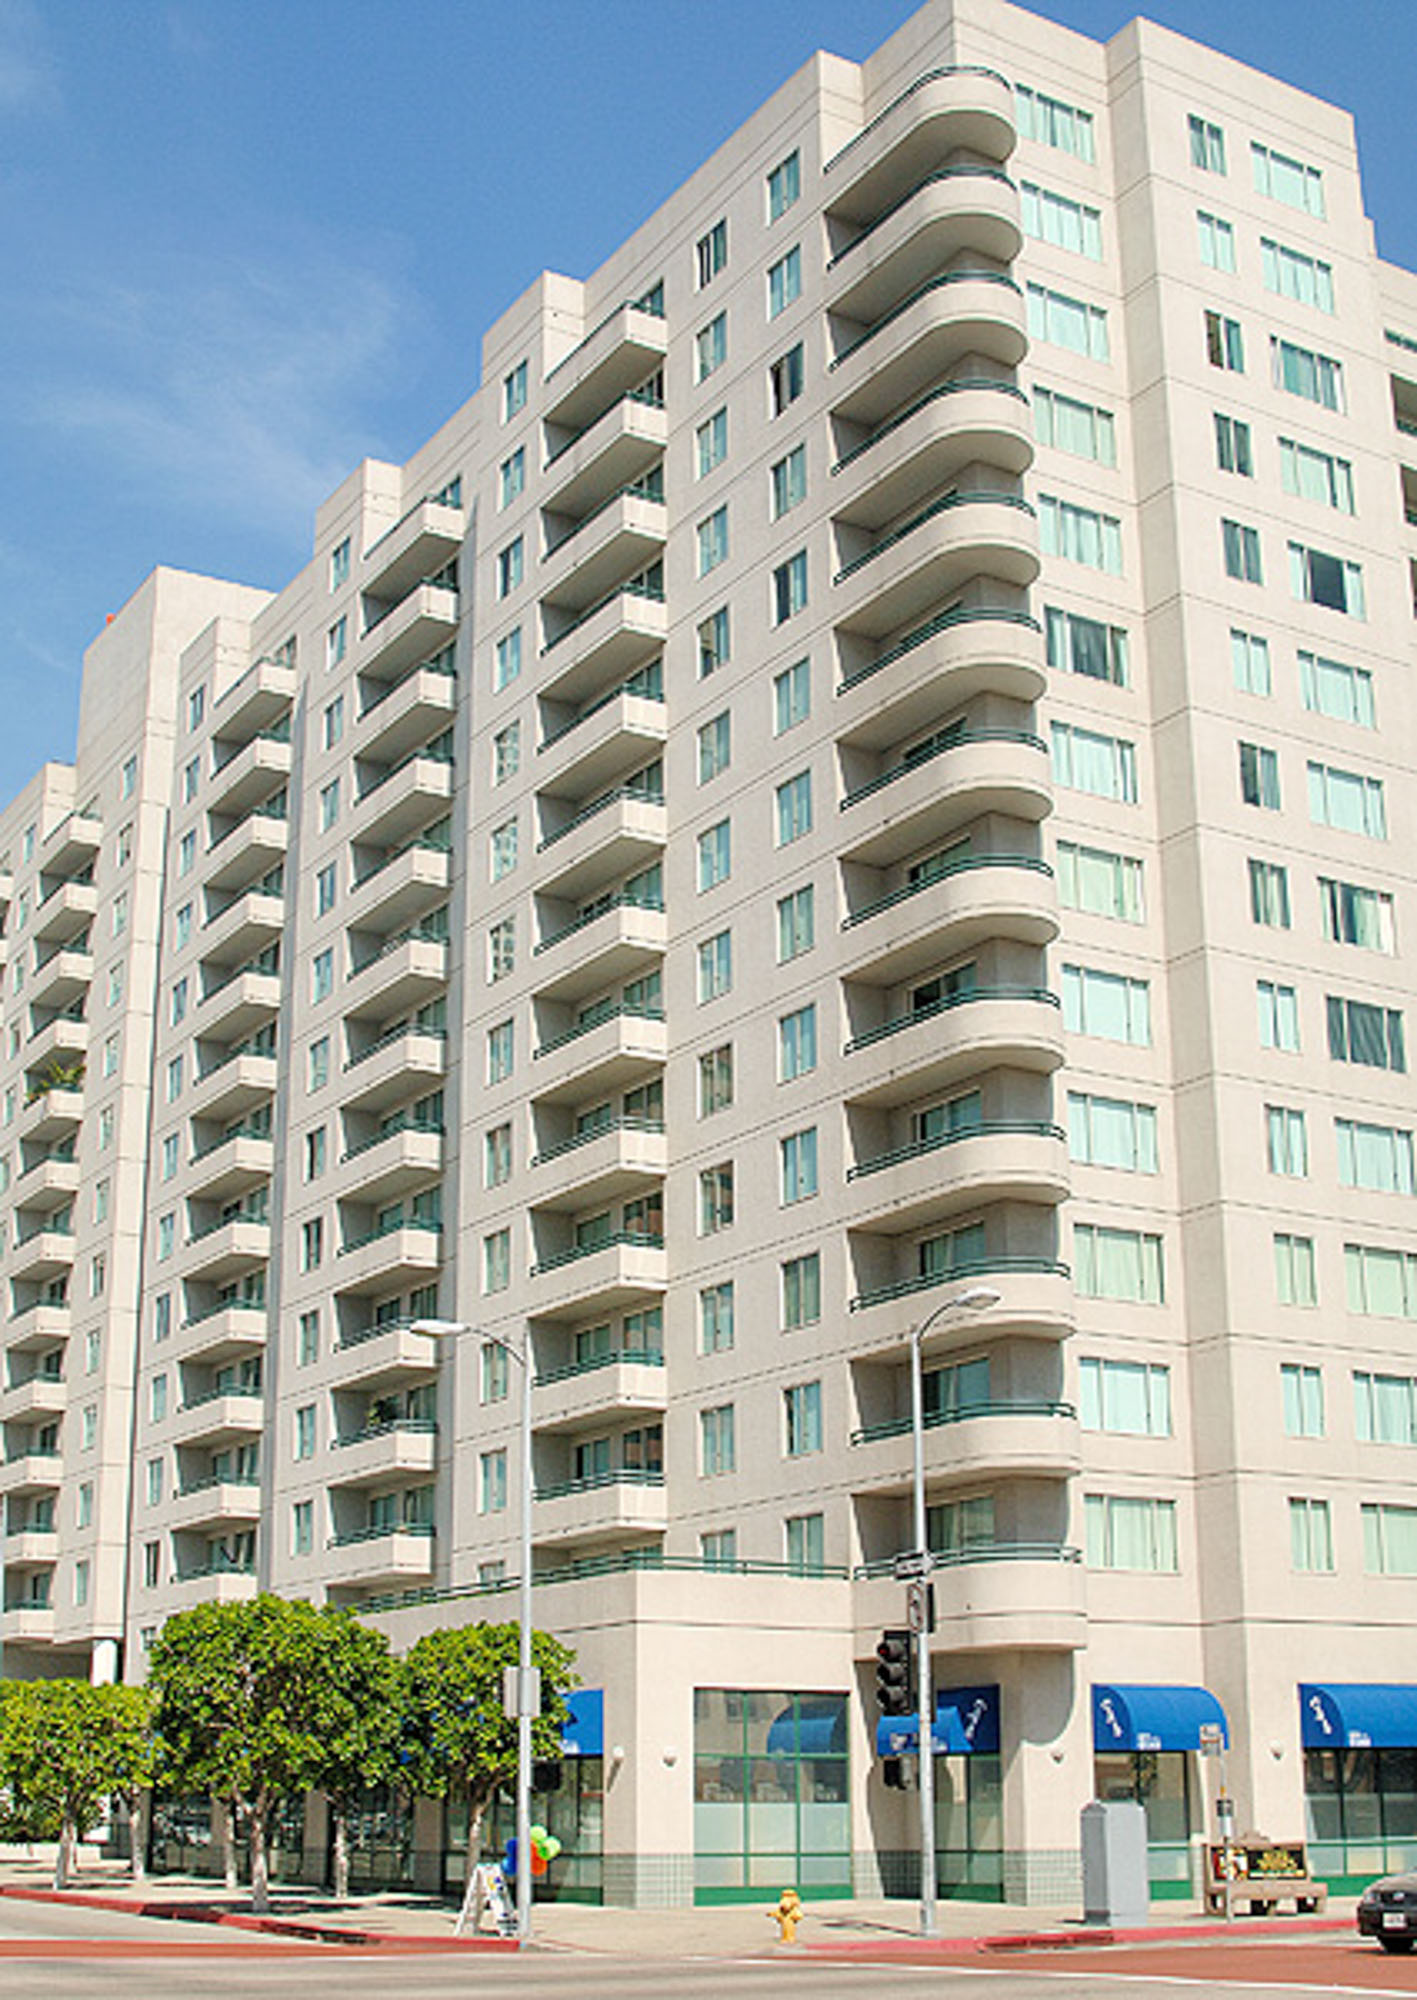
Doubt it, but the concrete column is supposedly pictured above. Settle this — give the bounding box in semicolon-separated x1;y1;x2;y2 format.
1000;1654;1090;1904
90;1637;119;1685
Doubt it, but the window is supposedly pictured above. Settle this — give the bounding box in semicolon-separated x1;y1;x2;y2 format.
782;1252;821;1329
1272;339;1343;411
700;1404;736;1476
1262;237;1334;312
483;1227;511;1294
697;606;730;678
1057;841;1144;922
1275;1233;1318;1306
1337;1118;1415;1194
143;1543;160;1590
1300;651;1373;728
485;1123;512;1189
160;1135;178;1187
1205;310;1244;371
496;536;524;598
1068;1092;1158;1172
1033;388;1116;465
772;550;808;623
1231;627;1272;696
1039;496;1122;573
1239;740;1281;809
294;1404;315;1461
145;1458;163;1507
780;1127;818;1203
488;917;516;982
1346;1243;1417;1320
112;889;128;936
1214;413;1252;475
700;1281;735;1355
775;771;812;846
150;1374;167;1423
1021;180;1102;257
779;1004;818;1081
1050;721;1136;801
298;1311;319;1366
153;1295;171;1346
785;1512;825;1574
311;948;334;1003
1188;113;1226;173
481;1342;510;1405
494;628;522;690
1252;140;1324;217
697;820;731;892
119;755;137;801
1364;1504;1417;1576
769;342;804;416
480;1448;508;1513
1265;1104;1308;1177
1308;760;1385;838
1223;519;1263;583
767;246;801;318
1290;1498;1334;1573
1248;858;1291;929
699;1163;734;1235
784;1380;823;1456
770;444;807;518
1356;1371;1417;1447
1257;979;1300;1051
1085;1494;1178;1571
777;884;815;962
773;658;810;734
1074;1223;1165;1302
301;1217;323;1272
315;862;337;915
490;820;518;883
698;1044;734;1116
73;1559;90;1608
319;778;340;831
177;827;196;877
697;506;729;577
767;150;800;221
503;359;527;421
322;693;344;751
292;1501;313;1557
1079;1358;1172;1436
1197;210;1236;271
156;1213;174;1262
1320;877;1394;952
697;712;731;783
1282;1362;1325;1437
325;616;347;671
1280;438;1354;513
116;822;133;866
1016;82;1095;161
499;447;525;509
487;1019;514;1083
697;930;732;1002
308;1036;330;1091
1063;965;1151;1045
696;407;728;478
78;1479;95;1527
695;311;727;383
304;1127;326;1181
493;721;521;783
696;217;728;288
1327;996;1405;1072
1027;283;1109;360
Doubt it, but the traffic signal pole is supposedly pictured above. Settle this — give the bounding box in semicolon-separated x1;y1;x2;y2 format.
909;1323;937;1938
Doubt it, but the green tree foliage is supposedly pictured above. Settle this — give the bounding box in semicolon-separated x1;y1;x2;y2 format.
0;1680;154;1887
307;1611;403;1901
401;1622;577;1864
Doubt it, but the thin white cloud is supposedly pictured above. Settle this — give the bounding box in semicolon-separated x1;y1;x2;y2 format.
0;0;58;111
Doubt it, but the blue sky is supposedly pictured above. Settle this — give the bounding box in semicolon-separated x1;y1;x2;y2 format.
0;0;1411;800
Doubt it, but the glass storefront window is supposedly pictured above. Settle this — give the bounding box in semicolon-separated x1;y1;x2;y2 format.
693;1688;849;1902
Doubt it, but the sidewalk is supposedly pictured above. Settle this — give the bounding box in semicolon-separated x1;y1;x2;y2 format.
0;1856;1359;1959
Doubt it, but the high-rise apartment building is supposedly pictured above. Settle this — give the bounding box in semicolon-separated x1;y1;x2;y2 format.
4;0;1417;1910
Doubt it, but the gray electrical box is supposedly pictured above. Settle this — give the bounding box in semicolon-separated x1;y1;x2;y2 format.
1080;1799;1149;1927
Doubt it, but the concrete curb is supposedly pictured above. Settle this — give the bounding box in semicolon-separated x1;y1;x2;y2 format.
803;1913;1355;1960
0;1884;516;1952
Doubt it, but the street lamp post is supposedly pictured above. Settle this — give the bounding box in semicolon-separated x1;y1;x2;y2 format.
906;1285;1000;1939
414;1317;534;1947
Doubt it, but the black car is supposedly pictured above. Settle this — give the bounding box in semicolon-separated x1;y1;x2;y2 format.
1358;1872;1417;1952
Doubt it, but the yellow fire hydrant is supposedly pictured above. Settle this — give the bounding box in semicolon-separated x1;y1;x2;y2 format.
770;1888;804;1944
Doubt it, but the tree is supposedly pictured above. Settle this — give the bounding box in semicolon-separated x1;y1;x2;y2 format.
400;1622;576;1871
148;1595;357;1912
0;1680;154;1888
306;1610;403;1900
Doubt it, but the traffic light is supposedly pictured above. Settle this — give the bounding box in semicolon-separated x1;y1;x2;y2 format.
875;1629;914;1716
882;1757;911;1790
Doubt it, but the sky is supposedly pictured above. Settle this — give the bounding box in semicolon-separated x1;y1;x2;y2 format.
0;0;1412;801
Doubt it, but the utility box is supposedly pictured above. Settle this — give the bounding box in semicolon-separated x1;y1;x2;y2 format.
1081;1799;1149;1927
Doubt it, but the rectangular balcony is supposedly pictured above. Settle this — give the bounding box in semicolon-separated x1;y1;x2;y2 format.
200;889;283;969
543;395;667;518
332;1319;441;1392
204;808;288;895
8;1230;75;1286
342;1027;447;1113
4;1528;58;1568
207;733;292;820
338;1122;444;1205
324;1524;435;1589
13;1154;82;1212
197;968;281;1044
354;663;457;768
0;1454;63;1497
25;1013;89;1073
537;686;667;798
3;1604;55;1643
529;1119;666;1213
167;1478;263;1535
543;301;668;433
531;1004;666;1105
167;1390;265;1452
343;935;449;1022
16;1089;83;1147
168;1304;268;1369
188;1050;278;1125
166;1566;257;1609
28;950;92;1015
362;497;464;605
539;587;666;708
352;753;455;850
531;899;666;1006
40;811;102;877
211;656;297;750
187;1131;276;1205
533;1468;666;1549
531;1351;666;1435
358;583;458;683
334;1221;441;1296
328;1420;437;1488
0;1376;66;1423
5;1305;71;1355
177;1217;271;1285
32;880;97;948
526;1232;666;1322
539;490;667;614
345;844;451;940
534;790;666;905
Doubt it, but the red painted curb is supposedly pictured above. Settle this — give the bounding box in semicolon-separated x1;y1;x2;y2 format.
0;1883;515;1951
803;1914;1355;1960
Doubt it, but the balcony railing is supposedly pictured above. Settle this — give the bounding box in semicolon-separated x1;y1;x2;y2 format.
536;784;664;853
534;1000;664;1060
190;1122;272;1163
534;1467;664;1501
339;1217;442;1256
328;1522;434;1549
842;851;1050;931
177;1386;263;1412
534;891;664;958
530;1115;664;1168
344;1022;447;1072
181;1298;266;1329
533;1346;664;1388
847;1118;1065;1180
850;1398;1075;1447
853;1541;1080;1579
176;1474;261;1497
544;476;665;557
341;1118;444;1164
837;603;1040;697
833;487;1033;586
831;376;1029;476
827;166;1015;270
188;1210;268;1244
356;739;455;803
544;293;666;386
823;63;1011;175
829;268;1021;374
849;1255;1069;1313
844;983;1059;1056
333;1418;437;1448
177;1559;257;1580
544;382;666;470
840;726;1045;810
540;575;664;657
529;1230;664;1278
335;1315;440;1352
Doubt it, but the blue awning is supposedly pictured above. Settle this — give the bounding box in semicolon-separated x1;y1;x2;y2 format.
561;1688;603;1757
767;1700;848;1758
1092;1684;1229;1752
875;1685;1000;1758
1300;1683;1417;1749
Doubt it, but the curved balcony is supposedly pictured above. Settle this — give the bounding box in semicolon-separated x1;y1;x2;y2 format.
526;1232;667;1322
833;491;1038;638
531;1349;666;1434
17;1087;83;1147
168;1303;268;1369
0;1453;62;1497
540;488;668;614
358;582;458;683
346;843;451;939
354;661;457;768
32;880;97;948
532;1003;666;1104
330;1419;437;1489
829;271;1026;428
854;1543;1085;1653
529;1117;667;1212
825;66;1016;217
0;1376;66;1423
839;728;1050;870
543;393;667;517
189;1048;277;1125
168;1477;262;1535
343;933;449;1022
168;1389;264;1451
836;606;1044;748
538;583;666;707
332;1319;440;1392
197;966;280;1043
845;1120;1069;1234
531;897;666;1005
543;299;668;433
362;496;465;605
826;168;1020;325
850;1400;1081;1492
848;1258;1075;1348
352;751;454;851
342;1026;447;1113
337;1122;444;1204
208;733;292;820
200;889;283;969
8;1228;75;1287
334;1220;441;1296
212;657;296;751
204;807;288;896
840;853;1057;981
178;1216;271;1286
832;379;1031;530
325;1523;434;1590
28;948;92;1015
187;1130;275;1205
533;1467;666;1549
537;684;667;797
843;985;1063;1108
534;789;666;903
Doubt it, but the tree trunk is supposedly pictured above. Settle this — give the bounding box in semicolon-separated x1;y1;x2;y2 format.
54;1812;76;1890
249;1800;270;1915
222;1799;239;1892
466;1794;487;1876
331;1804;349;1901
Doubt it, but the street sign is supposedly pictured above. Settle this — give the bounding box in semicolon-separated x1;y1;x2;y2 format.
905;1579;936;1635
893;1550;934;1581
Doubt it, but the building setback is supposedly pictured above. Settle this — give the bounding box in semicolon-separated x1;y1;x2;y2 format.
2;0;1416;1908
